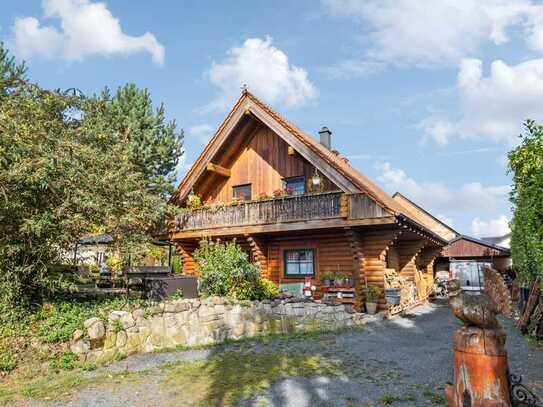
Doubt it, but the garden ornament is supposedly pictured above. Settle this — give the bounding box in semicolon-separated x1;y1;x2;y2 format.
445;266;513;407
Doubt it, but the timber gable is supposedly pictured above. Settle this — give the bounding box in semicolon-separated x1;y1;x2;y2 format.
173;90;400;215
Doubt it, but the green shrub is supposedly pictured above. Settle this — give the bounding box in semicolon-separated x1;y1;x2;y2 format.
171;255;183;274
0;349;17;372
49;351;78;371
509;120;543;285
169;288;184;300
111;319;124;334
106;256;123;274
35;297;130;343
194;239;265;300
256;278;279;299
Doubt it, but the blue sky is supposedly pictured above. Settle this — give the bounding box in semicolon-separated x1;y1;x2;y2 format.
4;1;542;237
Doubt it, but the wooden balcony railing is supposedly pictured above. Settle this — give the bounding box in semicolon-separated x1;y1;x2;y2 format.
174;191;345;231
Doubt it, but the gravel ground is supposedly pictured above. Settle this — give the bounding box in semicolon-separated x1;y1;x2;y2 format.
29;300;543;407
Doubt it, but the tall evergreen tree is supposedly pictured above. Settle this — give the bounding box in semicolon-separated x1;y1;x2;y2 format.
87;84;184;197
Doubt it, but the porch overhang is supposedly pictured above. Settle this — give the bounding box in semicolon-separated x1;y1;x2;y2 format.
394;213;448;247
170;216;396;240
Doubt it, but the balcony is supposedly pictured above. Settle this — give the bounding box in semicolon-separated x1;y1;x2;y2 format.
174;191;344;231
171;191;392;235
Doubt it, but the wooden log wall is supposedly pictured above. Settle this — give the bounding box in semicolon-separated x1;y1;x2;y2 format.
266;231;354;290
397;240;427;281
359;230;402;310
175;240;199;276
417;246;443;297
386;245;400;272
247;235;269;279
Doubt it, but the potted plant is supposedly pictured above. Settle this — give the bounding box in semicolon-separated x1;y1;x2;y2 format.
320;271;334;286
334;272;347;286
364;285;382;315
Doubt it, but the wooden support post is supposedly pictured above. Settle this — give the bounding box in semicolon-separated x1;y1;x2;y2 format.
359;229;402;311
345;228;364;312
397;240;427;281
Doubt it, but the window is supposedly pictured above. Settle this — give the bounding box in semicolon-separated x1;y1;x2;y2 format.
284;249;315;277
283;176;305;195
232;184;251;201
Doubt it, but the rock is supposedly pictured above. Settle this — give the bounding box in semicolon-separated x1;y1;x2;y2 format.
87;320;106;340
164;315;178;328
68;297;362;359
132;308;145;319
70;339;90;355
212;296;225;305
72;329;84;342
142;336;154;353
120;314;135;329
84;317;102;329
148;305;163;316
103;332;117;350
136;317;150;329
174;301;189;313
116;330;127;348
108;310;129;321
164;302;177;313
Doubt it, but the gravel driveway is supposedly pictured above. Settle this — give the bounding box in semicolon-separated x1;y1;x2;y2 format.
30;300;543;407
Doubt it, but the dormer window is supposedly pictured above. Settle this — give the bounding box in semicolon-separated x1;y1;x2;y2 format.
232;184;252;201
283;176;305;195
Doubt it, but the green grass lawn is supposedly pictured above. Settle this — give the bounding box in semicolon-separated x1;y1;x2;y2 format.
0;348;345;406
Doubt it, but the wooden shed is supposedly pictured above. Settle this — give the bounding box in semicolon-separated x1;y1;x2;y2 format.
436;235;511;275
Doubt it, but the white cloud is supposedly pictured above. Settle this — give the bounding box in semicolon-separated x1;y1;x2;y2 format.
421;118;457;146
471;215;510;237
377;162;509;213
423;57;543;145
10;0;164;64
322;0;543;72
207;36;317;110
188;124;214;144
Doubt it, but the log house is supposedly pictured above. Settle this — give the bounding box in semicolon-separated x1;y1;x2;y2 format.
168;90;447;312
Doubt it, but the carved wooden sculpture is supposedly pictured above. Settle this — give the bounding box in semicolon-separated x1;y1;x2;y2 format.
445;266;513;407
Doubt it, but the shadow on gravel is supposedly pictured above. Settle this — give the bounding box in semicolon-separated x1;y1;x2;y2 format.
166;302;450;406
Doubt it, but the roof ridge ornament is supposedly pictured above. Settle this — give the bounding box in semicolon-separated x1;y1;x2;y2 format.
241;84;249;95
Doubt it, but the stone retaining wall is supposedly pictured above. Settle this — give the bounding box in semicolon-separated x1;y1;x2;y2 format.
70;298;371;362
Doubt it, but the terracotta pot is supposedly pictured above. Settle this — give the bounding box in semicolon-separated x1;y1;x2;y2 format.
366;302;377;315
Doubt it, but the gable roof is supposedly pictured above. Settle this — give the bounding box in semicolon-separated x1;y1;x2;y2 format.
173;90;405;215
392;192;459;241
444;235;511;256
